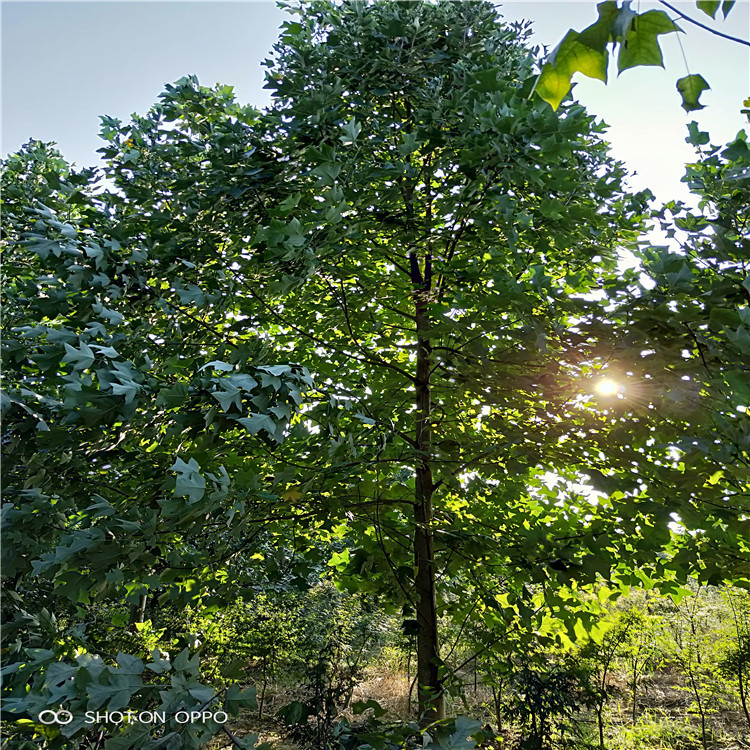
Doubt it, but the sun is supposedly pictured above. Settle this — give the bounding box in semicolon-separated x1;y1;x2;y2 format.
595;378;621;397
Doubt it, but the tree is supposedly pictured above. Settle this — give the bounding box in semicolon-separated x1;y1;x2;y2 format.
3;1;749;744
617;607;658;724
663;587;723;750
237;0;652;721
720;587;750;728
578;617;630;749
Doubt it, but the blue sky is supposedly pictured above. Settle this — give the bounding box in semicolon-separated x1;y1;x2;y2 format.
2;1;748;204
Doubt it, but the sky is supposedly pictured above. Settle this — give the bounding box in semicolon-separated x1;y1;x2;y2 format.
2;0;748;206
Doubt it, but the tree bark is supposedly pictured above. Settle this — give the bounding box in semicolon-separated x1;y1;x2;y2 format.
413;293;444;724
130;593;147;628
739;666;750;729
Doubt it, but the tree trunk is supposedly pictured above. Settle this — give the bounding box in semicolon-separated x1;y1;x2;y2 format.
739;667;750;729
130;594;147;627
413;294;444;724
258;655;267;720
491;682;503;732
686;665;708;750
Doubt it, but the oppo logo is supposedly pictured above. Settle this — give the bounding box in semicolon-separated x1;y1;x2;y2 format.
38;709;73;725
37;708;228;725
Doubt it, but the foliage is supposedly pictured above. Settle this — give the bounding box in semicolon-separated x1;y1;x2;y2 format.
503;662;594;750
620;123;750;586
0;125;313;750
662;588;729;749
537;1;746;112
329;714;486;750
274;587;379;749
611;712;703;750
576;613;632;748
614;608;660;724
718;588;750;728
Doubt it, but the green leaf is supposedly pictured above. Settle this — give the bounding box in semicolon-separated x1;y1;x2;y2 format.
277;700;311;725
62;342;95;371
146;649;172;674
722;1;736;18
86;670;141;711
111;378;140;403
211;384;241;412
617;10;680;72
91;344;119;358
156;383;189;408
535;63;574;111
258;365;291;377
170;457;206;502
115;653;144;676
577;1;620;53
352;699;387;717
188;684;216;703
686;121;710;146
728;325;750;353
428;715;482;750
281;20;303;38
175;283;205;306
677;74;710;112
172;648;200;676
536;30;609;109
111;611;128;626
339;118;361;146
200;360;234;372
226;373;258;391
93;302;124;325
696;1;720;18
226;686;258;716
721;138;750;162
471;67;504;93
236;413;276;436
453;716;482;739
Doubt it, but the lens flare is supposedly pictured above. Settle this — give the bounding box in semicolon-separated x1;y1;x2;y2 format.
595;378;621;396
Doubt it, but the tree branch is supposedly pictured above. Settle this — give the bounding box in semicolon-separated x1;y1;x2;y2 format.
659;1;750;46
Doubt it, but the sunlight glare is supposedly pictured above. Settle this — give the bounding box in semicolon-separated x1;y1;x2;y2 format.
595;378;621;397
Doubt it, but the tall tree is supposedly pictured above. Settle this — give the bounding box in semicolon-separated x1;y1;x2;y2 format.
244;0;655;720
186;0;653;721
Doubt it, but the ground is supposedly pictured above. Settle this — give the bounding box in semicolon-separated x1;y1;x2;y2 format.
207;666;750;749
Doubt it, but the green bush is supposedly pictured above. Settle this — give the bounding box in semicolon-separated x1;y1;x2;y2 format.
611;712;703;750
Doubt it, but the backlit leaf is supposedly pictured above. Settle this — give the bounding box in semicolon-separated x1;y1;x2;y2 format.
536;29;609;109
617;10;680;72
677;74;710;111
